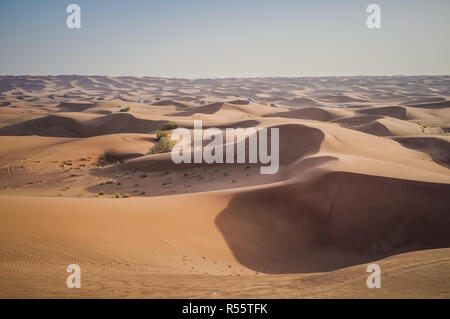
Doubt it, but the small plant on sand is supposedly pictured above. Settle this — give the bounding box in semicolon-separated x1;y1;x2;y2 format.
149;135;176;154
114;192;121;198
161;122;178;131
156;130;168;140
119;107;130;112
122;193;130;198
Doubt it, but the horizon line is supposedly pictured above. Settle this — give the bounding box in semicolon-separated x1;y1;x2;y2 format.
1;74;450;80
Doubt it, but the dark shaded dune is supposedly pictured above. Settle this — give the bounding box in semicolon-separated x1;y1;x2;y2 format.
84;113;167;136
172;102;230;116
394;137;450;168
317;94;368;103
0;102;11;107
403;100;450;109
356;106;408;120
152;100;191;110
56;102;96;112
332;115;384;126
336;116;422;137
74;77;111;91
403;97;446;105
0;76;46;92
170;102;265;117
216;172;450;274
228;99;250;105
0;78;14;93
179;120;260;130
87;110;113;115
0;113;167;137
265;107;338;122
104;150;148;162
215;120;260;129
53;75;77;90
283;97;319;107
122;123;324;171
0;114;83;137
92;76;134;89
357;120;392;136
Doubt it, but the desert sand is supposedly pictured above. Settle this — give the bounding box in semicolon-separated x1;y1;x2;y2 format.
0;75;449;298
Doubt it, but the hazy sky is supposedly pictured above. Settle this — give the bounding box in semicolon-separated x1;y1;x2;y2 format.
1;0;449;77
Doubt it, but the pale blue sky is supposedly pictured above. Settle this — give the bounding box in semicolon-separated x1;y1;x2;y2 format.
0;0;449;77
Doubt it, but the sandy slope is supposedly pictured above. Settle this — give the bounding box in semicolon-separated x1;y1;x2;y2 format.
0;75;449;298
1;195;449;298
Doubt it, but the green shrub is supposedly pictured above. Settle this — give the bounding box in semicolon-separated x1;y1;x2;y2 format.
162;122;178;131
119;107;130;112
156;130;168;141
149;136;176;154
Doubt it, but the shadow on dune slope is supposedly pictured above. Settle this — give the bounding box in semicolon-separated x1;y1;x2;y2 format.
215;171;450;274
265;107;339;122
394;137;450;168
0;113;167;137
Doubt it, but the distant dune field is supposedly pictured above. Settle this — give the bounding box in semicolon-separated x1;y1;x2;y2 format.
0;75;449;298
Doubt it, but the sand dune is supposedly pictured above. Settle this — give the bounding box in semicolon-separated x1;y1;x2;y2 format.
0;112;168;137
393;136;450;168
267;108;335;121
316;94;368;104
0;75;449;298
332;115;423;137
356;106;408;120
404;99;450;109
